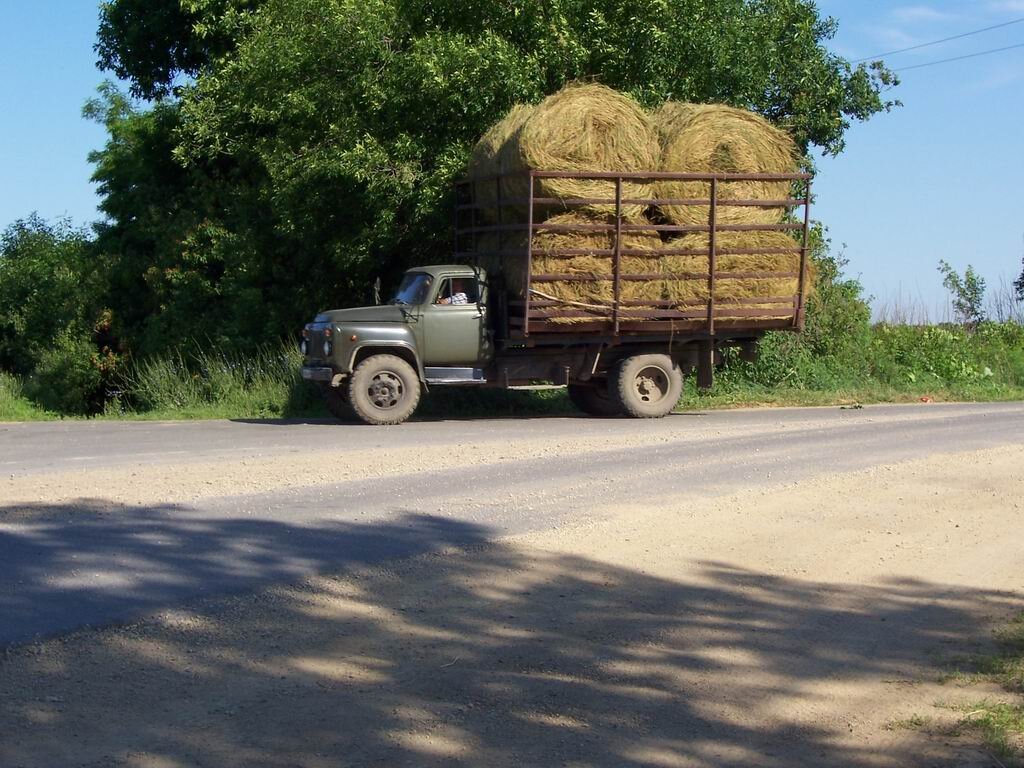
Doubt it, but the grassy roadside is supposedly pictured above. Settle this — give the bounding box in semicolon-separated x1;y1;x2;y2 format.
3;374;1023;423
2;322;1023;423
0;372;54;421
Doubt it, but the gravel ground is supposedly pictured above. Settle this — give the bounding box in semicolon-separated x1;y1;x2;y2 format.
1;405;1022;767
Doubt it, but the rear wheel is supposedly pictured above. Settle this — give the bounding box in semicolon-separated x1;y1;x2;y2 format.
567;382;621;417
612;354;684;418
348;354;421;425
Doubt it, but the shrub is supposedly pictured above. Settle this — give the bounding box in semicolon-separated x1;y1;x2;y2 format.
25;331;104;414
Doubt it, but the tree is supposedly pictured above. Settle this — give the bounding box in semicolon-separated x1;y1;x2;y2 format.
95;0;259;99
0;216;97;374
938;260;986;328
1015;234;1024;302
0;216;117;413
85;82;254;355
93;0;899;353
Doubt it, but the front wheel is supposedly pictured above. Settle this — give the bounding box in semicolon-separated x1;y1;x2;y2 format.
348;354;421;425
567;382;622;417
612;354;684;418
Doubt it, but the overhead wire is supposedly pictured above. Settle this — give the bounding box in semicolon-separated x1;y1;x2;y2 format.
852;16;1024;63
894;41;1024;71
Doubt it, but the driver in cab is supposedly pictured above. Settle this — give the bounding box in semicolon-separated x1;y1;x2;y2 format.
437;278;470;305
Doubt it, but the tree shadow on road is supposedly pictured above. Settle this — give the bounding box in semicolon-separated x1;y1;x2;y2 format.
0;504;1018;767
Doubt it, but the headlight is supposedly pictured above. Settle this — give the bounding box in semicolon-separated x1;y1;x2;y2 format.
300;339;308;356
323;340;333;357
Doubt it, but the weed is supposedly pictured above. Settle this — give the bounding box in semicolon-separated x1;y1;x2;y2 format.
939;613;1024;763
885;714;931;731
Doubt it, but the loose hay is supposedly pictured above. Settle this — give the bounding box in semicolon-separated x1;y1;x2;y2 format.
661;231;813;319
654;103;798;226
506;84;659;220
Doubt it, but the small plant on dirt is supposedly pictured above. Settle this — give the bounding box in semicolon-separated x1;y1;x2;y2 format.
947;613;1024;762
884;714;930;731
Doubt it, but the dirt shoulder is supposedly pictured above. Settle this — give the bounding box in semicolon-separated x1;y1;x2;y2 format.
2;447;1022;767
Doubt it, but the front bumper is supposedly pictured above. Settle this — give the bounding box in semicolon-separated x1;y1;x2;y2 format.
301;366;334;382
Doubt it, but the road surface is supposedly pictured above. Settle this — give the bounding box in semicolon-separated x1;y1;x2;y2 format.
2;402;1023;767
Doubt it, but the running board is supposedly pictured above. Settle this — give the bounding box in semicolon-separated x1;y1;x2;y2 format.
424;367;487;385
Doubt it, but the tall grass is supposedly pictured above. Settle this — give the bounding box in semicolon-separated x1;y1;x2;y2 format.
701;321;1024;407
0;371;50;421
113;342;321;419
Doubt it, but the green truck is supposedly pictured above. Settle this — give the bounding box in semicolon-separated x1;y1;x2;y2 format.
301;170;812;425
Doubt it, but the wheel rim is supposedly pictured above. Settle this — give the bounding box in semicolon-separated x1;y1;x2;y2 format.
633;365;670;404
367;371;404;410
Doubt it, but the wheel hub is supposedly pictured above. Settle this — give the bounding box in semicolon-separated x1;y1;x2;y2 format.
634;366;668;403
368;372;403;409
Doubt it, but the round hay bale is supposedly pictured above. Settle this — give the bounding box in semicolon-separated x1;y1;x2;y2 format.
530;212;662;322
654;103;798;226
507;84;659;220
473;229;531;296
468;104;535;222
661;231;813;318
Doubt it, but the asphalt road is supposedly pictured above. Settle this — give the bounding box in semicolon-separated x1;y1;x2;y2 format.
2;402;1023;647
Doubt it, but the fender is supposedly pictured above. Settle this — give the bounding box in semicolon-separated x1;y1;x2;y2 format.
346;339;424;381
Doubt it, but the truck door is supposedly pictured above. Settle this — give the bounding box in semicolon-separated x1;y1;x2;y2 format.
421;275;490;365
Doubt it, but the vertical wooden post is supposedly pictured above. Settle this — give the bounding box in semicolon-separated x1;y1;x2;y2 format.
523;172;535;338
613;176;623;336
795;177;812;330
707;176;718;337
495;173;503;256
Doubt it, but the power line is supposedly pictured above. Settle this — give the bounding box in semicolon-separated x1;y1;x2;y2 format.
853;16;1024;63
895;41;1024;71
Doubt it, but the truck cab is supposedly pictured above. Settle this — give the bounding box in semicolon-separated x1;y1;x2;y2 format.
301;265;491;424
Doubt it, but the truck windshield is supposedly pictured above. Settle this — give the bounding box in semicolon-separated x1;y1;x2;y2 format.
389;273;433;305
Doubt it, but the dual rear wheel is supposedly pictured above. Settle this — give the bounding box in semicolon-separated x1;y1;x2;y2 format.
569;354;684;419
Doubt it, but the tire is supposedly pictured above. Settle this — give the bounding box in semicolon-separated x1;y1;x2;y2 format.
321;384;351;420
347;354;421;425
567;382;622;417
612;354;684;419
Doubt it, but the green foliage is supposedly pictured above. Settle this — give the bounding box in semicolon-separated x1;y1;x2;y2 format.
709;239;1024;402
714;230;873;391
0;371;50;421
86;85;216;354
0;215;98;374
0;214;124;415
1015;251;1024;302
117;342;320;418
86;0;897;360
95;0;257;100
25;331;105;415
938;259;987;328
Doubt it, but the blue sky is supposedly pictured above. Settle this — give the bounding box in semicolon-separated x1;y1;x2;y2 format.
1;1;1022;316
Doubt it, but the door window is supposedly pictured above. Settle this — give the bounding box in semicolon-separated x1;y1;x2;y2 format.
435;277;478;306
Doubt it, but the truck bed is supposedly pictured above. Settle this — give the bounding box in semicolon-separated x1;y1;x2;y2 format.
455;170;812;342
